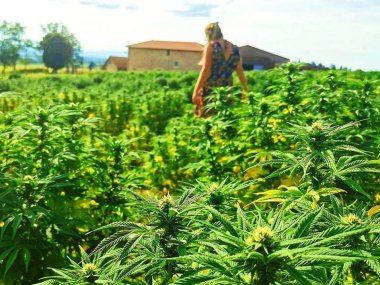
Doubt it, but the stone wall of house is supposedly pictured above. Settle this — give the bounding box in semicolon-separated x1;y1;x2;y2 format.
128;48;202;71
104;61;118;71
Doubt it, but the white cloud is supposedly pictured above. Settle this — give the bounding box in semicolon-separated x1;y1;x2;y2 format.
0;0;379;70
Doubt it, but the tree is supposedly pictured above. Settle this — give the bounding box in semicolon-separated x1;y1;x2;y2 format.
41;34;73;73
19;39;36;70
0;21;26;72
88;61;96;71
40;23;81;73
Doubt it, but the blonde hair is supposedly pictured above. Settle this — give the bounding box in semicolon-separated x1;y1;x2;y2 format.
205;22;223;42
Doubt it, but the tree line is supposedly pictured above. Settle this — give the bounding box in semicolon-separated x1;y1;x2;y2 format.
0;21;82;73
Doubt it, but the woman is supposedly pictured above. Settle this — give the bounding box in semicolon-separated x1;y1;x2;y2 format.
192;22;248;116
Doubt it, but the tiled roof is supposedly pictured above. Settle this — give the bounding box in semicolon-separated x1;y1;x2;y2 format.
127;40;203;52
239;45;289;61
104;56;128;69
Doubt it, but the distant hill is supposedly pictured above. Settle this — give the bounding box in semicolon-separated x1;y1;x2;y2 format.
22;49;127;66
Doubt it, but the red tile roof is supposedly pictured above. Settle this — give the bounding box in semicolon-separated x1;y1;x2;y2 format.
127;40;203;52
103;56;128;70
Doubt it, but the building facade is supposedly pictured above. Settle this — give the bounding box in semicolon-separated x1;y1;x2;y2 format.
127;41;203;71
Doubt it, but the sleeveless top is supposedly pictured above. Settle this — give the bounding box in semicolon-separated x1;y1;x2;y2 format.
206;41;241;88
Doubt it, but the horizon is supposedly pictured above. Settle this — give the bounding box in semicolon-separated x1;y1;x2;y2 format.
1;0;379;71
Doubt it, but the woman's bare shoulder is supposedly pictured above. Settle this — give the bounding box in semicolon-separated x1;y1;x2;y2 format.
204;43;213;54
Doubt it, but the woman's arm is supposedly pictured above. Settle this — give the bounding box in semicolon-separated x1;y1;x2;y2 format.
236;59;248;96
192;44;212;105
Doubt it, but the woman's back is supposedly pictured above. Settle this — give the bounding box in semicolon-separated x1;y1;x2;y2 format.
207;40;241;87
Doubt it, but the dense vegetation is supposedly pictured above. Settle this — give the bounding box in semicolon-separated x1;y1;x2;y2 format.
0;65;379;284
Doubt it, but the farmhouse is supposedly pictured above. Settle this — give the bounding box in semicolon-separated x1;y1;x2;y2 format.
127;40;203;71
239;45;289;70
102;56;128;71
117;40;289;72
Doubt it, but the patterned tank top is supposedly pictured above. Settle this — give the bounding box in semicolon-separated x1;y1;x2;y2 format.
206;40;241;87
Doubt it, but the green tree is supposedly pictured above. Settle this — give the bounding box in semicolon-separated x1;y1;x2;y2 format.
0;21;26;72
40;23;81;73
20;39;36;70
41;34;73;73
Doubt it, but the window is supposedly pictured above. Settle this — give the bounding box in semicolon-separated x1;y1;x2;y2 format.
173;60;179;68
253;64;264;70
166;49;171;56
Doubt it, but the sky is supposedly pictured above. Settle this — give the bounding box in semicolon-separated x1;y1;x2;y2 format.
1;0;380;70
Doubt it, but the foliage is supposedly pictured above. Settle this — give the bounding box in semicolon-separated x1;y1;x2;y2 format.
0;21;27;71
39;23;81;73
40;34;73;73
0;69;379;284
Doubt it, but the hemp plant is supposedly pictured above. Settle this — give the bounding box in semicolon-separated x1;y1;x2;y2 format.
253;121;380;204
85;187;202;284
0;104;98;284
173;204;380;285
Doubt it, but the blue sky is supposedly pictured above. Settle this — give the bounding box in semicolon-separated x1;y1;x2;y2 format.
1;0;379;70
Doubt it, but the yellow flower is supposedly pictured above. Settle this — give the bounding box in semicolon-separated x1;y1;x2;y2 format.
218;156;230;163
23;175;33;181
246;226;274;245
82;263;98;275
267;117;282;129
58;92;65;100
282;105;295;114
375;193;380;202
0;220;4;228
168;147;177;156
232;165;240;174
158;194;175;209
341;214;362;225
244;167;265;180
272;134;280;143
162;179;174;187
87;167;95;175
154;156;164;163
301;99;309;105
81;244;90;251
311;121;324;130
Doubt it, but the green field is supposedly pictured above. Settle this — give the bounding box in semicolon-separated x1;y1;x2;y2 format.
0;65;380;284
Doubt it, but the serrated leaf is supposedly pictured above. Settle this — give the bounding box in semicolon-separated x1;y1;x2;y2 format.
4;248;20;276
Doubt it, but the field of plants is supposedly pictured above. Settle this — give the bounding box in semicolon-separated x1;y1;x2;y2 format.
0;64;380;285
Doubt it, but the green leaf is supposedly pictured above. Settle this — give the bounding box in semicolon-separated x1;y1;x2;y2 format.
4;248;20;276
237;204;250;232
0;246;14;261
284;264;313;285
22;248;30;272
338;176;371;200
322;150;336;172
293;207;323;238
204;206;238;237
12;213;23;239
172;274;216;285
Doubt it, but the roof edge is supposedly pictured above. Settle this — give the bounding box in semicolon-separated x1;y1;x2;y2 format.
240;45;289;61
